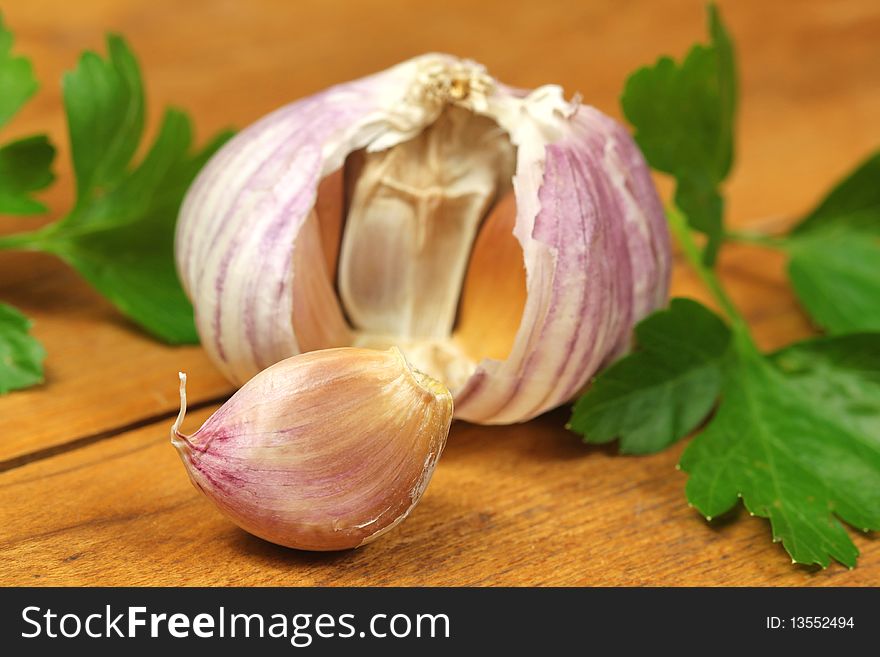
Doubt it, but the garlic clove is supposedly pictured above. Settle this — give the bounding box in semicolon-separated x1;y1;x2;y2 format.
338;106;514;342
291;206;351;353
454;190;525;366
313;166;345;279
171;347;453;551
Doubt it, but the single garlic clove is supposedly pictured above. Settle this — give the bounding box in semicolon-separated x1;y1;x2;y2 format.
171;347;453;551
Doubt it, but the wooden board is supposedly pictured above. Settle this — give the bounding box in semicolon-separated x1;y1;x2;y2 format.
1;0;879;585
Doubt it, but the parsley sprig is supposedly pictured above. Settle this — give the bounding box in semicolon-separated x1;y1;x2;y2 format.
0;12;54;392
570;4;880;568
0;13;233;393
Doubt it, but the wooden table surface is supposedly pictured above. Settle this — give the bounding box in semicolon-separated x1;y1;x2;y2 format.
1;0;879;586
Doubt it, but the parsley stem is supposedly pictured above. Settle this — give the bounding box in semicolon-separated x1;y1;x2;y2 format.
667;205;754;342
724;230;787;249
0;230;45;251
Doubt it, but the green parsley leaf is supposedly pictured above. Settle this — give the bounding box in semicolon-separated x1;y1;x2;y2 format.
784;151;880;334
4;35;232;344
62;34;144;205
40;108;231;343
0;134;55;214
0;13;50;394
568;298;731;454
0;12;55;215
0;11;38;126
680;333;880;568
0;302;45;393
621;3;736;265
792;151;880;236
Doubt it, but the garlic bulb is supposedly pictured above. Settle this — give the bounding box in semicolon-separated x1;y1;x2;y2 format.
176;54;671;424
171;347;453;551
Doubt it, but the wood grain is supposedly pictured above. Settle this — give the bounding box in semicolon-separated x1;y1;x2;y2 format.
1;0;879;585
0;250;234;464
1;403;876;586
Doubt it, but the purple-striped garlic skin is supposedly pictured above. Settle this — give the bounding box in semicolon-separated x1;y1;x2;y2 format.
172;347;453;551
176;54;671;425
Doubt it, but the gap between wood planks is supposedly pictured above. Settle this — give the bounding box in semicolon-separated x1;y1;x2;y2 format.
0;394;230;473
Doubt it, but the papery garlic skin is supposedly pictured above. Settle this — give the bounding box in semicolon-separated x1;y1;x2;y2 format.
172;347;453;551
176;54;670;425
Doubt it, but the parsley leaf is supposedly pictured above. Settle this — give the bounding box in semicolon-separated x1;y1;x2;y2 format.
681;332;880;568
41;108;231;343
0;12;50;394
594;0;880;569
0;12;55;214
0;302;45;393
0;135;55;214
784;151;880;334
568;298;731;454
572;291;880;566
621;3;736;265
0;11;38;126
2;35;233;343
63;35;145;205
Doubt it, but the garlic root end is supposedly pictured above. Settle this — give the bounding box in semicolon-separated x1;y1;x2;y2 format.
171;371;193;448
